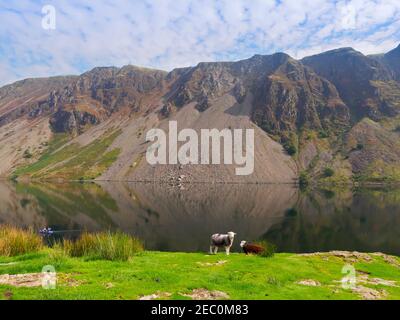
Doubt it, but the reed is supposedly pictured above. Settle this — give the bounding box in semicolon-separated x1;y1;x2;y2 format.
0;225;43;257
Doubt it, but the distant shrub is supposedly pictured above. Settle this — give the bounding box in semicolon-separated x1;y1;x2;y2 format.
255;241;276;258
394;125;400;132
63;231;144;261
318;130;329;139
323;167;335;178
299;171;309;187
356;143;364;150
23;149;33;159
259;119;273;134
322;189;336;199
0;225;43;257
284;143;297;156
285;208;298;217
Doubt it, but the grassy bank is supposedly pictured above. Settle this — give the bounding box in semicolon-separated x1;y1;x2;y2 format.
0;226;399;300
1;248;400;300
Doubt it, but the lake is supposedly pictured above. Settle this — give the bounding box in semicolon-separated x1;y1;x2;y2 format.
0;181;399;255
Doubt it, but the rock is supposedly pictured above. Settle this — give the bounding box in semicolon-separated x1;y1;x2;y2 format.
50;109;99;134
297;279;321;287
300;251;372;263
358;275;398;287
0;273;44;287
182;289;230;300
196;260;228;267
233;82;246;103
0;273;79;288
352;286;387;300
105;282;114;289
371;252;400;268
139;292;172;300
160;103;175;118
3;290;13;300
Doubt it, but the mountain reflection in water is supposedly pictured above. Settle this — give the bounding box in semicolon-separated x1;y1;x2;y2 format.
0;181;399;255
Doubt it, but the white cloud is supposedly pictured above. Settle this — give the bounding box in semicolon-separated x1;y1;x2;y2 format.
0;0;399;86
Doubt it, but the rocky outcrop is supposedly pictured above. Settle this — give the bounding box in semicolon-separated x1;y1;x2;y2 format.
49;109;99;134
46;66;168;133
75;66;167;112
251;55;350;137
346;118;400;174
0;77;77;126
166;53;350;142
167;62;238;111
371;44;400;81
302;48;400;120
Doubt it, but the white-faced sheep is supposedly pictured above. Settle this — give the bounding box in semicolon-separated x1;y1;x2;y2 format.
210;232;236;255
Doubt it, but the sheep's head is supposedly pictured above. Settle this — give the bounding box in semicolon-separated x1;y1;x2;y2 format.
228;232;236;239
240;241;247;248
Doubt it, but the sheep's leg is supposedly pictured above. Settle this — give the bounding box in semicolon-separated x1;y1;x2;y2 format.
214;247;218;254
225;246;230;256
209;246;215;255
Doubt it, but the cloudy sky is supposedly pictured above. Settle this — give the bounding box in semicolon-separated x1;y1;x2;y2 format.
0;0;400;86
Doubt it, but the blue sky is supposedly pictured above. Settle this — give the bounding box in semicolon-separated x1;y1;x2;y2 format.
0;0;400;86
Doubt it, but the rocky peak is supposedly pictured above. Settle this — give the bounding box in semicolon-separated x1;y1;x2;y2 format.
75;65;166;94
387;43;400;56
230;52;292;79
251;56;350;138
166;61;237;111
302;47;396;120
165;52;300;113
302;47;391;82
382;44;400;81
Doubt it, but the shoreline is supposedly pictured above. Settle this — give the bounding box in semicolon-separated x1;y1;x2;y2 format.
3;177;400;188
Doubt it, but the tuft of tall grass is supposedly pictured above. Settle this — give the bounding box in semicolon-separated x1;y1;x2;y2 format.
0;225;43;257
255;241;276;258
63;231;143;261
48;242;69;268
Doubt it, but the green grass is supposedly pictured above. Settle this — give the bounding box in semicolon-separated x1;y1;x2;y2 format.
13;133;74;178
0;249;399;300
63;231;143;261
13;131;121;180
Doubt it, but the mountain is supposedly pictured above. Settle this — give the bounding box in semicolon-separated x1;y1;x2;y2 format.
1;44;400;184
370;44;400;81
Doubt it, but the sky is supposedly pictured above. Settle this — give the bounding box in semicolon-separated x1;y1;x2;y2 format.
0;0;400;86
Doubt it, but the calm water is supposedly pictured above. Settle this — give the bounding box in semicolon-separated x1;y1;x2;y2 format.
0;181;400;255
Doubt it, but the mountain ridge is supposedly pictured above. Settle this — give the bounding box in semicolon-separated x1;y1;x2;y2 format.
1;44;400;184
